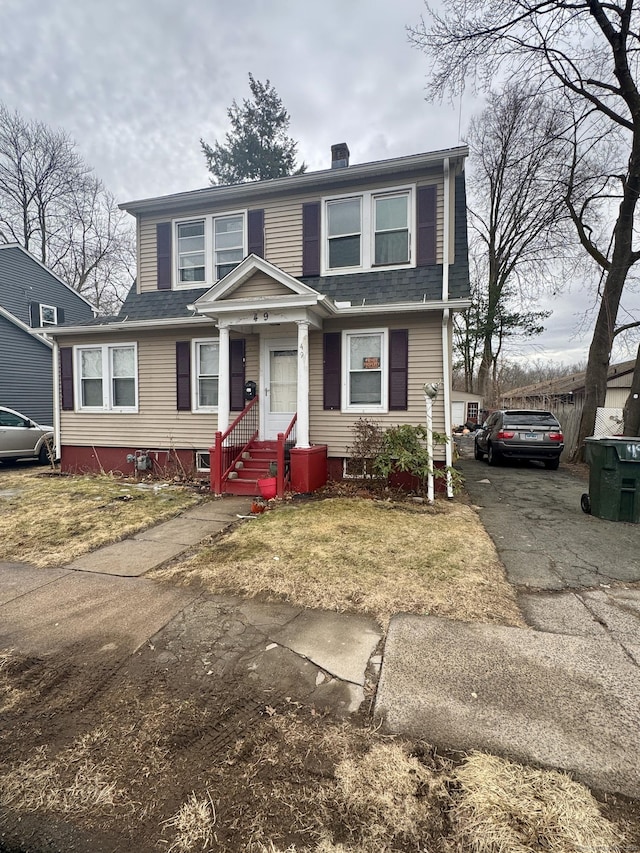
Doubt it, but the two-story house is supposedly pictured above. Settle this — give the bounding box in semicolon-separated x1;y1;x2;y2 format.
47;144;471;495
0;244;95;424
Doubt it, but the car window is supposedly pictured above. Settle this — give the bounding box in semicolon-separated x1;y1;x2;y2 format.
0;411;27;428
504;412;559;427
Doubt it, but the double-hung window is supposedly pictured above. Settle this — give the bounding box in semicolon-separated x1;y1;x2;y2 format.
76;344;138;412
177;221;206;283
175;212;246;287
323;187;413;274
327;198;362;269
343;330;388;412
193;339;219;410
214;214;244;280
374;193;409;265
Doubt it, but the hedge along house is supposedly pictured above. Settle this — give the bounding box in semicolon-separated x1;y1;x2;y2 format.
47;145;471;496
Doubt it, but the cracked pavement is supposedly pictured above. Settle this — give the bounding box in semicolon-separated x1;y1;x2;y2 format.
458;456;640;662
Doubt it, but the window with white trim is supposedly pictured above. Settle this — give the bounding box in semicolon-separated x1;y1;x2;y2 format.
342;329;388;412
40;304;58;326
193;339;219;411
177;221;205;283
175;212;246;288
75;344;138;412
323;187;414;274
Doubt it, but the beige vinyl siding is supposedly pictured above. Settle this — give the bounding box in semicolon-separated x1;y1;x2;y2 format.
137;169;446;293
61;329;259;449
232;272;292;300
308;313;446;457
605;388;631;409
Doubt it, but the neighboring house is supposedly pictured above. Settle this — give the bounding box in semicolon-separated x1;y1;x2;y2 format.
501;360;636;411
451;390;483;429
47;144;471;495
0;244;95;424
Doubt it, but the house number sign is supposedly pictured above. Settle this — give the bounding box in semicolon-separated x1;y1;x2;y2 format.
253;311;269;322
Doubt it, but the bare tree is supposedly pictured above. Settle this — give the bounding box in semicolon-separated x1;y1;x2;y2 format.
0;104;134;312
461;84;564;401
410;0;640;451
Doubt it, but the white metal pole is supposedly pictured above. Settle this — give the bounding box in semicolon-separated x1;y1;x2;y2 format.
426;393;434;504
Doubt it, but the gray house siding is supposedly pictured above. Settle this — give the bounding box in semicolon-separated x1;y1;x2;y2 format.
0;245;94;328
0;245;95;424
0;314;53;424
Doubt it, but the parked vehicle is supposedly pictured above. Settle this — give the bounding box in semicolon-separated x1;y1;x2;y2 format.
0;405;54;465
474;410;564;469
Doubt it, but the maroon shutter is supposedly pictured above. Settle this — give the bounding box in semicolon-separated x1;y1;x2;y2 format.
247;209;264;258
389;329;409;411
29;302;40;327
60;346;74;411
157;222;172;290
416;186;437;266
302;201;320;276
323;332;341;410
229;338;246;411
176;341;191;411
57;307;65;324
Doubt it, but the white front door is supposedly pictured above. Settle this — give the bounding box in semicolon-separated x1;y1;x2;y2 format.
262;338;298;439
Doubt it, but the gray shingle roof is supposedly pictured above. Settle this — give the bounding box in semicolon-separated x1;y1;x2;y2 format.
67;171;470;327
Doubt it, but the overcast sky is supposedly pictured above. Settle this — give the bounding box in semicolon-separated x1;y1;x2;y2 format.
0;0;637;366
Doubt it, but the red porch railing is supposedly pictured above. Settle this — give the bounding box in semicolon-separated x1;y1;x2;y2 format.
276;413;297;498
210;397;259;494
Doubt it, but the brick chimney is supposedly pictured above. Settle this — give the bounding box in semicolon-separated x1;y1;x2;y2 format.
331;143;350;169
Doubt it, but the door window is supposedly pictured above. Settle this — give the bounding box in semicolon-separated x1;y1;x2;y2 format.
270;349;297;412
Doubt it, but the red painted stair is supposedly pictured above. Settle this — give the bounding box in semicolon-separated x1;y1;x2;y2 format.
224;441;279;496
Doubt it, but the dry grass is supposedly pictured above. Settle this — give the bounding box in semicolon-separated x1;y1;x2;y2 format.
0;652;28;713
0;469;201;567
162;791;217;852
0;731;126;817
154;497;523;628
451;752;623;852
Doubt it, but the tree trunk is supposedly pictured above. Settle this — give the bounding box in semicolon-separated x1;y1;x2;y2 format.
622;343;640;436
573;140;640;460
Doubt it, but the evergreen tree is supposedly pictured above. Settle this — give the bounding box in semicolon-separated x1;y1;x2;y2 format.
201;73;306;185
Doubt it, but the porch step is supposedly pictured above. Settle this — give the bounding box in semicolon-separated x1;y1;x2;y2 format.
224;478;263;496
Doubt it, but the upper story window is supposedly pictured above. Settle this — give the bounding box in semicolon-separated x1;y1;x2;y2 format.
177;221;206;283
175;211;246;288
39;304;58;326
322;186;414;275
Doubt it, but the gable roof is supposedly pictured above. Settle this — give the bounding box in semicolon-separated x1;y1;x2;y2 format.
0;305;52;349
120;146;469;216
0;244;96;318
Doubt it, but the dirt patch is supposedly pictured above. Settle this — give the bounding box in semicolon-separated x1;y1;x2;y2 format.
0;623;638;853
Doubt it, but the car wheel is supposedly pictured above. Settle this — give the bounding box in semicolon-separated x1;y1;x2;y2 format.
38;443;52;465
487;443;500;466
581;493;591;514
474;441;485;460
544;457;560;470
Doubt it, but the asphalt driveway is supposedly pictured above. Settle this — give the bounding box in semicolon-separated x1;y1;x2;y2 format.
458;456;640;589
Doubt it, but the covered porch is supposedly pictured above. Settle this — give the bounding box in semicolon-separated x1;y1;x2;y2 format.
190;255;333;496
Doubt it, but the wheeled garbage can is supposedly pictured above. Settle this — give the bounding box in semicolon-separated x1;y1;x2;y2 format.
581;436;640;522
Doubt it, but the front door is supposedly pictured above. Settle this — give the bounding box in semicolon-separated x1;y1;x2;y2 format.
263;338;297;439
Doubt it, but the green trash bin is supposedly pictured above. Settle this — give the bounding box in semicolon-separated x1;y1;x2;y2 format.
583;436;640;522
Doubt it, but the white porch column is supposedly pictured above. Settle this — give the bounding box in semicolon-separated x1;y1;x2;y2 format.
217;324;231;434
296;320;310;448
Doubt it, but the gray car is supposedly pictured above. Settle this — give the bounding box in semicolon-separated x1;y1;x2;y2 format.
474;409;564;469
0;406;54;465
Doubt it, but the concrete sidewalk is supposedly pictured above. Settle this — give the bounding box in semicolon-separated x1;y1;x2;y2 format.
375;613;640;798
65;495;252;576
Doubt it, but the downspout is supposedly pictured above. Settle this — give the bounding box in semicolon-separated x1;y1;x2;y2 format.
442;158;454;497
52;338;61;462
